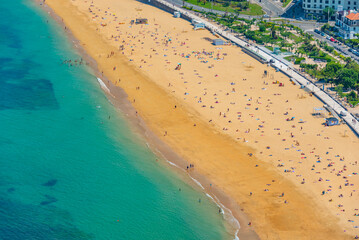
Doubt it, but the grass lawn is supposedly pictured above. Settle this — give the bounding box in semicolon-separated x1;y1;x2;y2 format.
284;56;293;61
282;0;292;7
289;33;303;43
240;3;264;15
184;0;264;15
284;55;305;64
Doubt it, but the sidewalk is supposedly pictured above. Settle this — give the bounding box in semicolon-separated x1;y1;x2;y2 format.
153;0;359;137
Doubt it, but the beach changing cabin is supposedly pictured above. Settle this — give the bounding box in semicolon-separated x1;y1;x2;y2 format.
135;18;148;24
212;39;225;46
326;117;339;126
192;19;205;30
174;11;181;18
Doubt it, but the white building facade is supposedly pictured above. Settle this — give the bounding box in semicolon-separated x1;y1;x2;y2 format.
336;10;359;39
302;0;359;17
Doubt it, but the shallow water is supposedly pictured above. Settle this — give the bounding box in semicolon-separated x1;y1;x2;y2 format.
0;0;232;239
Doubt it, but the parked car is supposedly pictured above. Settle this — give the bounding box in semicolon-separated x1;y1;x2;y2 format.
321;32;325;36
349;48;353;52
314;29;321;34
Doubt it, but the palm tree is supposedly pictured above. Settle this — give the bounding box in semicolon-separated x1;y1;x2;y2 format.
271;25;276;39
323;7;335;20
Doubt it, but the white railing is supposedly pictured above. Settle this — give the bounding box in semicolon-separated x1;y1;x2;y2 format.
153;0;359;136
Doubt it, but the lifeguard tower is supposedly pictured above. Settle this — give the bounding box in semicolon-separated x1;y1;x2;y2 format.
174;11;181;18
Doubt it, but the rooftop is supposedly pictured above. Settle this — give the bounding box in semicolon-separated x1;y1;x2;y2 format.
346;12;359;20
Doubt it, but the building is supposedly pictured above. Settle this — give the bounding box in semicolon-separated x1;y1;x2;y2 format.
173;11;181;18
302;0;359;18
336;10;359;38
326;117;339;126
212;39;225;45
192;19;205;30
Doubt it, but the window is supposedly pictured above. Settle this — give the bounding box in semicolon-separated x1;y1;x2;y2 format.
355;1;357;4
325;0;328;3
338;1;341;4
314;4;317;7
349;1;351;4
320;4;322;8
308;4;311;8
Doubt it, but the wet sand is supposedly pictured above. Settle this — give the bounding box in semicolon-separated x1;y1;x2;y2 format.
41;0;358;239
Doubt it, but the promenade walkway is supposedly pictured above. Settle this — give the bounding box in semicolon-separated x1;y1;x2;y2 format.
152;0;359;137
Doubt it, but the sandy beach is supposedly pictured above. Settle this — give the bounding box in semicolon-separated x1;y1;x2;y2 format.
42;0;359;239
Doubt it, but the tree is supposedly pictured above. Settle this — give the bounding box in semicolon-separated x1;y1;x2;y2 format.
245;30;256;40
322;62;342;81
347;90;358;101
344;59;359;73
336;68;358;89
323;7;335;20
321;23;330;32
259;24;266;32
345;57;353;65
234;9;241;16
271;25;277;39
336;84;344;93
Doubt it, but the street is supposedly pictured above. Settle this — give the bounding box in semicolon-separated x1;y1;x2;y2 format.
251;0;285;17
160;0;357;63
309;30;359;63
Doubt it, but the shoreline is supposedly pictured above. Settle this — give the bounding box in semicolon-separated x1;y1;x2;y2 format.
36;0;355;239
34;1;255;239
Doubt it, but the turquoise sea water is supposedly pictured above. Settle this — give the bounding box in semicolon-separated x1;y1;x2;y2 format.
0;0;232;239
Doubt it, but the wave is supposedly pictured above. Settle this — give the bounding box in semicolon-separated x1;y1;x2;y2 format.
156;150;241;240
97;77;110;93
